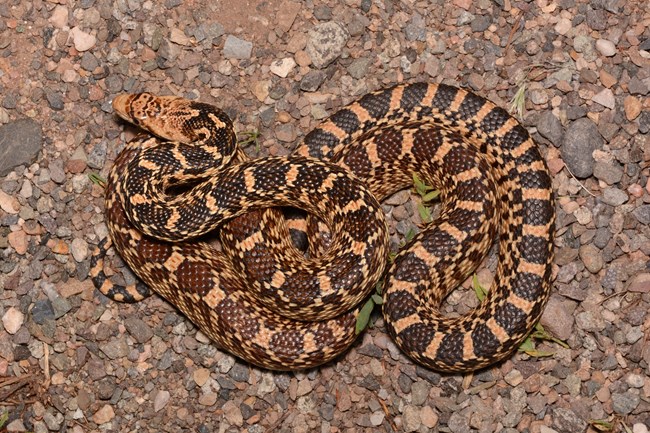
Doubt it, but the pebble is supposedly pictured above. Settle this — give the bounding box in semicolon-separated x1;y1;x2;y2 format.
595;39;617;56
49;5;68;28
306;21;349;69
624;96;642;121
612;392;640;415
627;273;650;293
536;111;563;146
561;118;603;178
2;307;24;334
592;88;616;109
0;119;43;177
223;35;253;60
601;187;628;206
70;238;89;262
91;404;115;425
153;390;170;412
540;296;575;341
270;57;296;78
402;405;421;432
70;27;97;51
193;368;211;386
124;317;153;343
8;230;27;255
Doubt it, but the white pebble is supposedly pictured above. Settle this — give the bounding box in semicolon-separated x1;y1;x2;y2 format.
70;27;96;52
270;57;297;78
2;307;24;334
596;39;617;57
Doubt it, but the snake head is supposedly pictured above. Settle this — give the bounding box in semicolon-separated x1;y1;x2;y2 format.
112;93;201;143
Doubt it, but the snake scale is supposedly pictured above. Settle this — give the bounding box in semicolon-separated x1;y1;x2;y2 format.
91;83;555;372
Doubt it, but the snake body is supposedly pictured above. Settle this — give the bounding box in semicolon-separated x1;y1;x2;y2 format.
91;83;554;371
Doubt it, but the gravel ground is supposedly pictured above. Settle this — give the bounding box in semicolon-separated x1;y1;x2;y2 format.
1;0;649;432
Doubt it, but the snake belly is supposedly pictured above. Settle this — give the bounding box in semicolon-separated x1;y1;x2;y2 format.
95;83;554;372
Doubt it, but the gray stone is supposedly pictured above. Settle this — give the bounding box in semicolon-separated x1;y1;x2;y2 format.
561;118;603;178
306;21;349;69
124;317;153;343
540;296;576;341
593;161;623;184
611;392;640;415
45;89;65;110
471;15;492;32
223;35;252;60
633;205;650;225
404;14;426;41
0;119;43;177
579;244;603;273
552;407;587;432
536;111;563;146
31;299;55;324
601;187;628;206
347;57;372;79
229;362;250;382
300;70;326;92
100;337;130;359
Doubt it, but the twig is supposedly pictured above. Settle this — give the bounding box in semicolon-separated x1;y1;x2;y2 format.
564;164;597;198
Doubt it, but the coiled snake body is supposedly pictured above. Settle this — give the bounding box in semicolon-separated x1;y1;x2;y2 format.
91;83;554;371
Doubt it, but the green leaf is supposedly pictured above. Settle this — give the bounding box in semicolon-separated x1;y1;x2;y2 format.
404;228;416;243
472;275;488;302
88;173;107;188
371;294;383;305
588;419;614;432
0;411;8;429
417;203;433;223
422;190;440;202
355;298;376;334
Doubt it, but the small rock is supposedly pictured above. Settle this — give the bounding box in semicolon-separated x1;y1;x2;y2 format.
536;111;563;146
154;390;170;412
552;407;586;433
402;405;421;432
624;96;641;121
49;5;68;28
306;21;349;69
70;238;89;262
404;14;426;41
420;406;438;428
70;27;97;51
579;244;603;273
611;392;640;415
2;307;24;334
555;18;572;35
270;57;296;78
627;273;650;293
92;404;115;425
222;401;243;426
561;118;603;178
595;39;616;56
223;35;253;60
347;57;372;79
369;411;385;426
193;368;211;386
540;296;576;341
199;392;218;406
0;119;43;177
633;424;649;433
124;317;153;343
592;88;615;109
632;205;650;225
601;187;628;206
8;230;27;255
300;70;326;92
276;0;302;33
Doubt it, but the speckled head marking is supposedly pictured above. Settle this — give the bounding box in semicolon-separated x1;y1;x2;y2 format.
93;83;554;371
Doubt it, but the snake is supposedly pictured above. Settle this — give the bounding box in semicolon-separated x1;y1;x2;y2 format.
91;83;555;372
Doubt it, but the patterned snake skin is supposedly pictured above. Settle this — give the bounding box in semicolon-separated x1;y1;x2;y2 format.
91;83;554;371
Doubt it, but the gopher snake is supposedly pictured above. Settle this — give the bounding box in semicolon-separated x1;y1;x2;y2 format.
91;83;554;371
